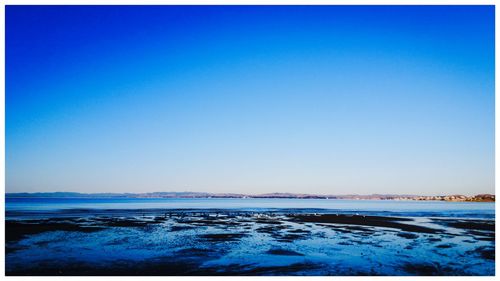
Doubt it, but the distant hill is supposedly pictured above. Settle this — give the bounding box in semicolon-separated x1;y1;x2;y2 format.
5;191;495;202
5;192;133;198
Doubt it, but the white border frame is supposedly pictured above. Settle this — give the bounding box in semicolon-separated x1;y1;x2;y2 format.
0;2;497;280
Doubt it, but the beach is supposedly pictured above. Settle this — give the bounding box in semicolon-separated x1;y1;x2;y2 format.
5;208;495;276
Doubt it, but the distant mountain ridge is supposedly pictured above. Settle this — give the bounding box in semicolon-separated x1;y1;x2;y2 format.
5;192;495;202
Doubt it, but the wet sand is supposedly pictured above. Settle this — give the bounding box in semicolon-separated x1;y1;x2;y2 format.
5;210;495;276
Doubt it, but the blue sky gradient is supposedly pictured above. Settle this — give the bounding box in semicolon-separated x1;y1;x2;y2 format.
6;6;494;195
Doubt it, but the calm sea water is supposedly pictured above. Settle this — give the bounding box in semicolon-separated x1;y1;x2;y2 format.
5;197;495;219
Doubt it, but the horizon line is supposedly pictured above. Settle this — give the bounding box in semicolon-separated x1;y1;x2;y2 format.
5;191;495;197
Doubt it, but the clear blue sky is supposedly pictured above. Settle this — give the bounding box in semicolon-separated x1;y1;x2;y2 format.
6;6;494;195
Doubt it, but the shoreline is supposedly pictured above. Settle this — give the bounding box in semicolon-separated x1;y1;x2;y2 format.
6;207;495;221
5;196;495;202
6;192;495;202
5;210;495;276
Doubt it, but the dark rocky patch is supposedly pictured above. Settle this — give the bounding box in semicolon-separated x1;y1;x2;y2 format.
468;230;495;238
199;233;248;242
462;239;476;243
208;262;320;276
475;237;495;242
287;228;310;234
289;214;439;234
175;247;214;257
480;249;495;260
6;220;105;242
466;246;495;261
427;237;442;242
5;245;27;255
449;221;494;232
169;225;194;232
397;232;419;239
6;259;206;276
402;263;439;276
266;248;304;256
401;262;461;276
432;219;495;231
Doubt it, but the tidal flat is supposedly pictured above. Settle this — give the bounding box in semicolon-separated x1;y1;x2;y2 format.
5;210;495;276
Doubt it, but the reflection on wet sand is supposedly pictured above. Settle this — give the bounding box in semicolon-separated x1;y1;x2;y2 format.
5;210;495;276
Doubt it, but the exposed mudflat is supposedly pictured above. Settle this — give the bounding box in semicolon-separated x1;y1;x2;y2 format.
5;210;495;276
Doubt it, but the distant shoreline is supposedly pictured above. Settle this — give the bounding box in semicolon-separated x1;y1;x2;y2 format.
5;192;495;202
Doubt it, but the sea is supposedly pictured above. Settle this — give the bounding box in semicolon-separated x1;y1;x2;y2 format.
5;197;495;219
